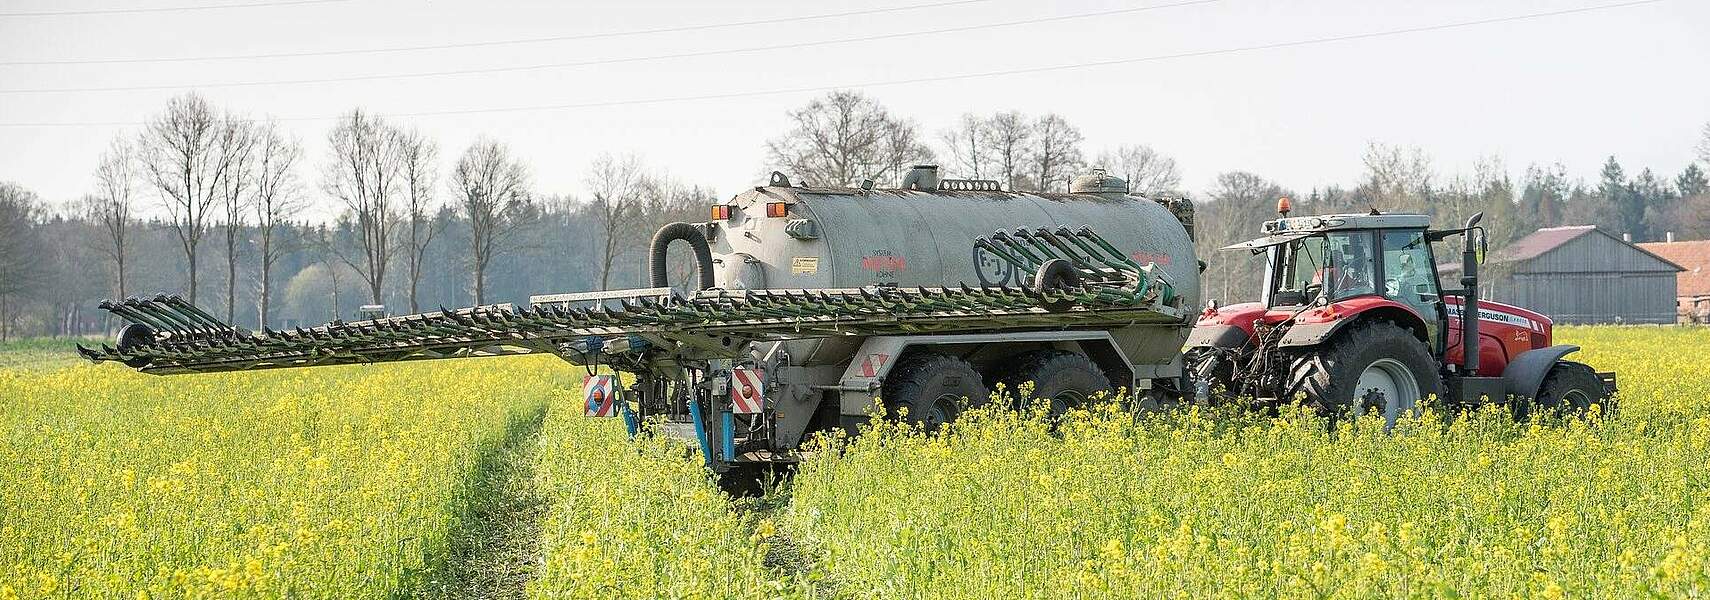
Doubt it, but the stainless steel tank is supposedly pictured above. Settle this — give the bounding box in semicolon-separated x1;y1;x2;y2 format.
703;171;1200;312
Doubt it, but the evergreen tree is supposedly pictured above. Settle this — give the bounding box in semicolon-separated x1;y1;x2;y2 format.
1676;163;1708;198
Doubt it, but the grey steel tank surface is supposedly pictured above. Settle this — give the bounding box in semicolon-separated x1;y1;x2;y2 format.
705;167;1200;317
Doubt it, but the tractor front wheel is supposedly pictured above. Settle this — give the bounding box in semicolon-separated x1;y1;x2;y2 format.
1285;321;1442;428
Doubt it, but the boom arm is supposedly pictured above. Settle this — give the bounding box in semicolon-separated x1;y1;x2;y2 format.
81;227;1182;375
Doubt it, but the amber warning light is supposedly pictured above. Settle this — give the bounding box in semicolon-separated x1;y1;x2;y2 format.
1277;196;1292;217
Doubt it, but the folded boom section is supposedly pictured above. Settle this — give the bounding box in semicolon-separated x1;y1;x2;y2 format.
80;226;1184;375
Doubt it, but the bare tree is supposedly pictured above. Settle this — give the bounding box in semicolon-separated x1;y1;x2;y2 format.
452;138;532;304
585;154;644;290
88;137;138;308
322;108;400;305
251;121;304;328
1202;172;1292;304
983;111;1032;191
878;117;935;187
1029;114;1085;192
0;183;44;341
396;128;440;312
1359;142;1432;211
1099;144;1181;195
216;117;258;323
137;93;243;305
938;114;987;180
764;90;897;187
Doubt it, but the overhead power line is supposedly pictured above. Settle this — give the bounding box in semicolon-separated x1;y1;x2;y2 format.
0;0;348;18
0;0;1219;93
0;0;1666;128
1;0;1000;65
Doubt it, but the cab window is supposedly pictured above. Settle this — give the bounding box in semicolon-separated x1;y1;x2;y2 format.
1271;231;1376;306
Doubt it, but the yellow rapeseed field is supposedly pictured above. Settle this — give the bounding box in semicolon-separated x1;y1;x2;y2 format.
3;327;1707;599
0;354;564;598
527;389;805;599
785;326;1710;598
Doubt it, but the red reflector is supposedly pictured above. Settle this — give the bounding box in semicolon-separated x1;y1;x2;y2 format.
710;205;730;220
766;202;788;218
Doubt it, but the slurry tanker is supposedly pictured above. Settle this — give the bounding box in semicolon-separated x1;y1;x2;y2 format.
82;166;1614;476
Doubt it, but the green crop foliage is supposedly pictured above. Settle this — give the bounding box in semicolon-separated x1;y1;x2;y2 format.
0;356;563;598
786;326;1710;598
528;391;806;599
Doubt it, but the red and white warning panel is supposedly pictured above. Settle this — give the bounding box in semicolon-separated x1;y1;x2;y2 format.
730;368;765;414
583;374;619;417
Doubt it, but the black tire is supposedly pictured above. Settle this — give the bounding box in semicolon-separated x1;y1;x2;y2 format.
880;352;988;431
993;350;1114;416
1283;321;1442;428
1527;361;1614;418
1032;259;1084;312
115;322;156;368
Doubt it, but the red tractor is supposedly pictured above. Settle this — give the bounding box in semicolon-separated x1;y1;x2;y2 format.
1185;204;1616;424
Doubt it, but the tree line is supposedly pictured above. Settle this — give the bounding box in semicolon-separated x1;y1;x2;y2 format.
1;90;1706;339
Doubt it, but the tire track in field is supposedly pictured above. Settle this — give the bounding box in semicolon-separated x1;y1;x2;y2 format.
401;401;550;600
734;469;842;598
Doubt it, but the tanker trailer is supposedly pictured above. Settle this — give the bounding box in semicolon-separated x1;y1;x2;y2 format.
79;166;1200;474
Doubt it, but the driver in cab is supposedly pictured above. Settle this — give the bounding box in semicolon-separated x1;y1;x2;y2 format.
1314;237;1375;298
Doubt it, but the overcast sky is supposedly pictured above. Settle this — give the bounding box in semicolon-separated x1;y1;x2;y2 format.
1;0;1706;221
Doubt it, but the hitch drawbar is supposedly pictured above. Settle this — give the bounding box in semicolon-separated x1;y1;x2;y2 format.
590;370;767;467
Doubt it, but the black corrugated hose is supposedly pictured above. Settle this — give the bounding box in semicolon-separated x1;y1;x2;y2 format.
650;222;715;290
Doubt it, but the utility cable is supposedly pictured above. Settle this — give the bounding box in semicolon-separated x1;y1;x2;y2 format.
0;0;1666;128
0;0;999;65
0;0;348;18
0;0;1220;93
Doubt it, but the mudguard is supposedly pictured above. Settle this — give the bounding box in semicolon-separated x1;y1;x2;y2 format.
1277;298;1428;348
1501;345;1579;400
1185;324;1249;349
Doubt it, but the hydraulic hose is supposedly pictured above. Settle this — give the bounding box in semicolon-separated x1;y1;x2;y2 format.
650;222;715;290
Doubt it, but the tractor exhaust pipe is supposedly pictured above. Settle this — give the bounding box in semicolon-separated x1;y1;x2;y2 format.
1460;212;1483;374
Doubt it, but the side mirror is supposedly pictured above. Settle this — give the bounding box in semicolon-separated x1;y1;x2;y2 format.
1476;228;1488;264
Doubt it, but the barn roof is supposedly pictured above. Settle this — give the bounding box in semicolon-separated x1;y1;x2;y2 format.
1443;225;1684;275
1636;239;1710;298
1489;226;1597;263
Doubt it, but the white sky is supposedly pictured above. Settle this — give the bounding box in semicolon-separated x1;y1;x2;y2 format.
1;0;1706;221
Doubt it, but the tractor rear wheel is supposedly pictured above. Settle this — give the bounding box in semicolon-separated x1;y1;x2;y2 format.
994;350;1114;416
881;352;987;431
1284;321;1442;428
1527;361;1614;418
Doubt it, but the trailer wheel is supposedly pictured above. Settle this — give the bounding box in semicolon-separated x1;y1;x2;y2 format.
1284;321;1441;428
881;352;987;431
996;350;1113;416
1526;361;1613;418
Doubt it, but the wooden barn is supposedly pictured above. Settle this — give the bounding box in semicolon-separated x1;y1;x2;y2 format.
1471;226;1683;324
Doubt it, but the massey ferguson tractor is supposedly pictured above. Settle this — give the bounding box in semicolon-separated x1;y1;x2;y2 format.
79;166;1614;479
1185;200;1616;425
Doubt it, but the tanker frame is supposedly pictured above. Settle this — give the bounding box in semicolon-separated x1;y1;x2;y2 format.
80;166;1201;474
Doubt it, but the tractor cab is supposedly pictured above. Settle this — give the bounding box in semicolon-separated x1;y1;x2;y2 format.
1187;203;1616;425
1223;212;1447;346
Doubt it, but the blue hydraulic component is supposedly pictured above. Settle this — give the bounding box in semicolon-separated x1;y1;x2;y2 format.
620;401;639;437
720;411;736;461
687;396;712;467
